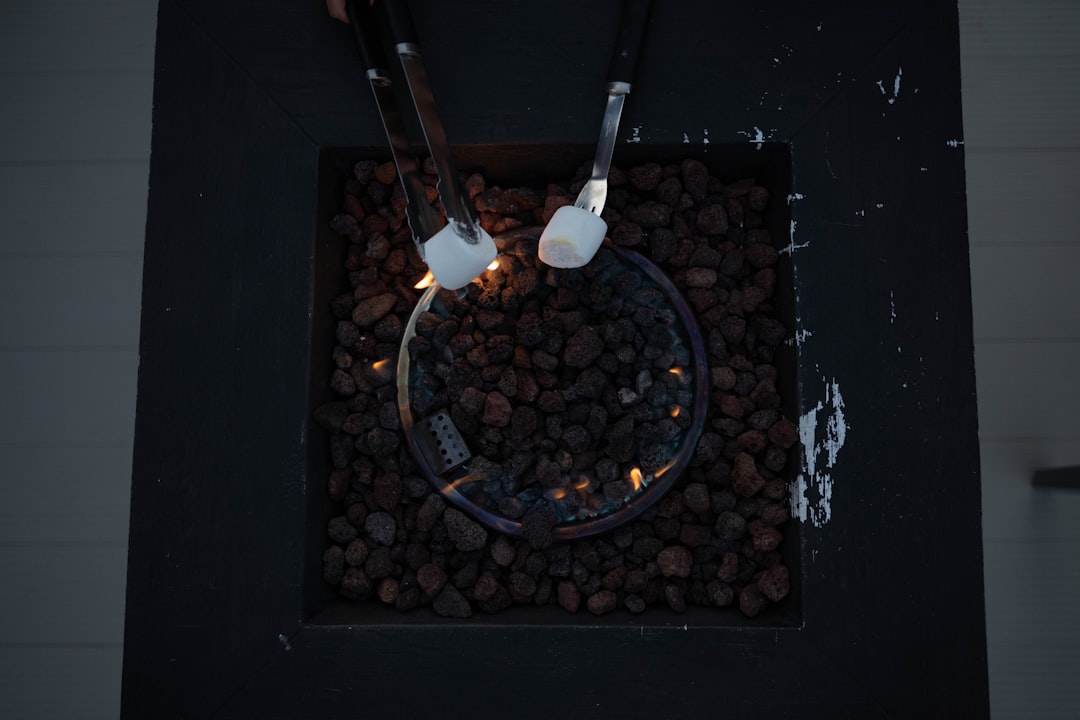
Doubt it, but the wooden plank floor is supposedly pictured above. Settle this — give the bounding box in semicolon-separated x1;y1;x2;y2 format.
0;3;153;718
0;0;1077;717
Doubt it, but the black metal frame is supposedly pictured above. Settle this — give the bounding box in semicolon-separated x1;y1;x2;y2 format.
123;1;988;717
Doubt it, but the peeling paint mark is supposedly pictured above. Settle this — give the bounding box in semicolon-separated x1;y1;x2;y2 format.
278;634;292;652
792;378;847;527
682;132;690;144
855;209;865;217
787;192;805;204
702;128;710;147
780;219;809;255
627;125;642;144
877;68;902;104
920;167;928;172
876;202;885;209
946;139;964;148
738;126;774;150
786;328;814;348
817;21;823;31
890;291;896;324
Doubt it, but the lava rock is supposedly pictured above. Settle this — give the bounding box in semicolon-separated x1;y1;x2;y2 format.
323;546;345;584
657;545;693;578
416;562;448;597
351;293;398;326
433;585;473;618
738;585;768;618
521;503;558;550
587;590;618;615
365;511;397;546
558;580;581;613
443;508;488;551
327;515;359;545
757;564;790;602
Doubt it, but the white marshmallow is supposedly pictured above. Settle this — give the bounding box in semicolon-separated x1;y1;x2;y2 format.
422;223;497;290
538;205;608;268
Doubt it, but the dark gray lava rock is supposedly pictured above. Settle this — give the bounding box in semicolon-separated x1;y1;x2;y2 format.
433;585;473;618
364;511;397;546
444;508;488;551
327;515;359;545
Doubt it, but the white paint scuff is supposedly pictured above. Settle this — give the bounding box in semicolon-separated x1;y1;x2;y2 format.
628;125;642;144
791;378;848;527
876;67;903;104
780;219;808;255
786;328;814;348
737;126;773;150
946;139;964;148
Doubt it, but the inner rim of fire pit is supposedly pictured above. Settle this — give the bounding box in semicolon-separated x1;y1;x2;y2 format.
397;231;709;539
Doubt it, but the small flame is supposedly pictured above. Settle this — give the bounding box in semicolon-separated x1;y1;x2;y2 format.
549;487;567;500
413;270;435;289
442;473;484;493
486;259;500;272
573;476;591;491
370;358;394;381
668;367;685;380
670;405;682;419
628;467;643;493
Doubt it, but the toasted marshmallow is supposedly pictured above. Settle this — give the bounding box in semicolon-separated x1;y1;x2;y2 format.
538;205;608;268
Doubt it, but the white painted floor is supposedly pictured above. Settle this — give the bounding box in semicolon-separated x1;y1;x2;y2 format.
0;1;1077;717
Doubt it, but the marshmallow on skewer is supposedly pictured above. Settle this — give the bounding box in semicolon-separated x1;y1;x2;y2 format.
422;223;497;290
538;205;608;269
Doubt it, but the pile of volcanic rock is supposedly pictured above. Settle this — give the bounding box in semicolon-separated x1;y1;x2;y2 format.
407;241;698;525
316;156;798;619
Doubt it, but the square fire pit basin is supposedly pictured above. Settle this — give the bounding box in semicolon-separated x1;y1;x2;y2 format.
306;142;801;628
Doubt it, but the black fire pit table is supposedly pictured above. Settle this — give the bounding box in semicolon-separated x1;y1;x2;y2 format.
123;1;989;718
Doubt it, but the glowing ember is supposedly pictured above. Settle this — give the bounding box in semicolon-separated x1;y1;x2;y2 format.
486;258;500;272
549;487;568;500
628;467;644;493
670;405;682;418
573;477;591;491
413;270;435;289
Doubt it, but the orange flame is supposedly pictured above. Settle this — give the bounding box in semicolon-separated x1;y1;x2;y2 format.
573;477;591;491
486;259;500;272
413;270;435;289
653;462;674;480
441;473;484;494
370;358;393;381
628;467;643;493
670;405;682;419
549;487;567;500
668;367;685;380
